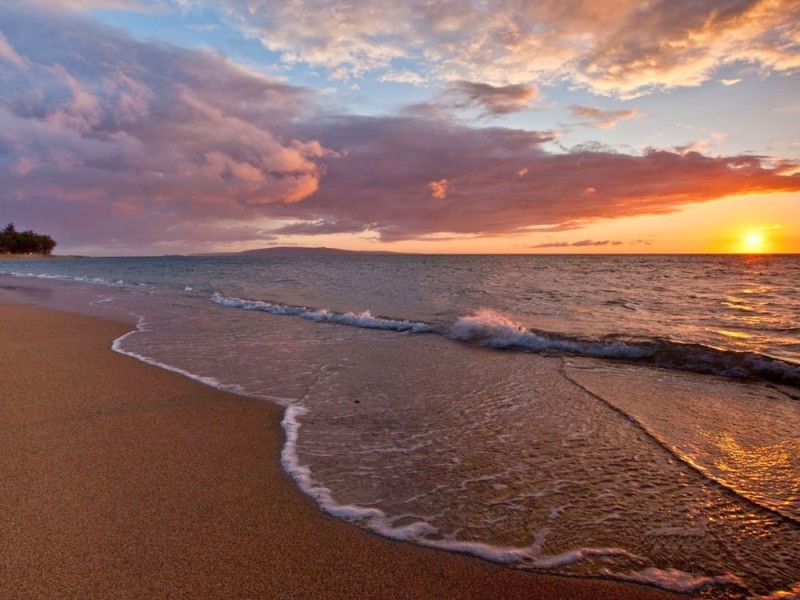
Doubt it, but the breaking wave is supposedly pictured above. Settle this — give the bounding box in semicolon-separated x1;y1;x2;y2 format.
450;309;800;387
212;295;800;388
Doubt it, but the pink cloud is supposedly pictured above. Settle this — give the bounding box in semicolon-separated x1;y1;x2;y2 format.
569;106;641;129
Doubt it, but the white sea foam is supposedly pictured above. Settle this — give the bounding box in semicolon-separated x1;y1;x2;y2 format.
279;404;678;582
280;404;436;541
0;270;122;286
111;315;246;394
449;309;652;358
606;567;746;594
211;292;435;333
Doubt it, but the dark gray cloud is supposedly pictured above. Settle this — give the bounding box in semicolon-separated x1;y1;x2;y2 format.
268;219;369;236
403;81;538;120
443;81;539;116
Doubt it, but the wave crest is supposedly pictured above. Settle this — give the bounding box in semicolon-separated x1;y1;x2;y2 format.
449;309;653;359
449;309;800;386
211;296;800;387
211;292;435;333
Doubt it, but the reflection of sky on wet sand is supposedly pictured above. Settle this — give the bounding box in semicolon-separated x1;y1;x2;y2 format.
566;360;800;523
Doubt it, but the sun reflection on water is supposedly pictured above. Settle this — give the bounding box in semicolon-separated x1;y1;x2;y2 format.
717;330;753;339
712;433;800;520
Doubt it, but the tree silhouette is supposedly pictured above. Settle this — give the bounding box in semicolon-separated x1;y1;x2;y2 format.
0;223;57;255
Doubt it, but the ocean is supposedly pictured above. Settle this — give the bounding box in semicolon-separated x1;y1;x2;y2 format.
1;254;798;598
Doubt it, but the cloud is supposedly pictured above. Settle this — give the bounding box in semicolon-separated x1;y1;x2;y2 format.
276;116;800;242
189;0;799;96
569;106;641;129
2;4;799;253
532;239;624;248
574;0;800;96
379;70;427;85
0;31;29;70
402;81;538;120
0;4;332;249
442;81;539;116
268;219;367;236
428;179;450;199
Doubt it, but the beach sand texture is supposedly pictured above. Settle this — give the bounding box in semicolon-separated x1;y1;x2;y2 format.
0;300;682;599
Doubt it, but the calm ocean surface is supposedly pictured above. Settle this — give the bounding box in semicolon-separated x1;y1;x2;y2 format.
2;254;799;598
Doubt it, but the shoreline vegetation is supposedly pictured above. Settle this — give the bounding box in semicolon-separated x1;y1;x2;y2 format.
0;296;683;599
0;223;56;256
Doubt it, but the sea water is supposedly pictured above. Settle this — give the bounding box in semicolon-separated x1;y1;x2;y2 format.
1;254;799;598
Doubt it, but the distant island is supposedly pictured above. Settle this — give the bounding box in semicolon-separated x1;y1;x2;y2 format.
234;246;401;256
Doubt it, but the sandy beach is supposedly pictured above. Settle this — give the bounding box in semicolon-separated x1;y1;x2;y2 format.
0;298;684;599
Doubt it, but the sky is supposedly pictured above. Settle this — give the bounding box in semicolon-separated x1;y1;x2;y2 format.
0;0;798;255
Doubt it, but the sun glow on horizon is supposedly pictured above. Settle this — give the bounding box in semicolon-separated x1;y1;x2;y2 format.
739;229;768;254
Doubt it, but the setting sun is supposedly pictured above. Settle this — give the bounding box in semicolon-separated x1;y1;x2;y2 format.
741;230;767;253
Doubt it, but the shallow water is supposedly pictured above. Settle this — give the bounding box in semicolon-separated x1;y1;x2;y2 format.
2;254;798;598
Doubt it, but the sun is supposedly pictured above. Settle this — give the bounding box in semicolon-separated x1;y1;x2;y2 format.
740;230;767;253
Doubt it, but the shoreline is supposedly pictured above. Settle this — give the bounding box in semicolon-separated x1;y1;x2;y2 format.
0;254;86;259
0;298;684;599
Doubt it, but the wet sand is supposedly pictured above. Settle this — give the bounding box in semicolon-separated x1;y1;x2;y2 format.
0;299;684;599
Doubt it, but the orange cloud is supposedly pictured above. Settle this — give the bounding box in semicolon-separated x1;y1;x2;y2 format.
428;179;450;199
